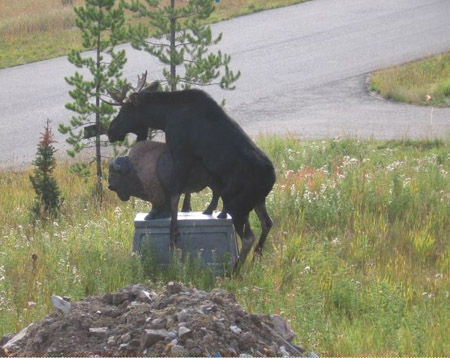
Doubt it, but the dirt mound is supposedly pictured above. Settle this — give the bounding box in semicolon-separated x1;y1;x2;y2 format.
1;283;304;357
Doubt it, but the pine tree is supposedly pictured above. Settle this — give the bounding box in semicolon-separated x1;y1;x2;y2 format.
29;120;63;220
59;0;128;193
125;0;240;93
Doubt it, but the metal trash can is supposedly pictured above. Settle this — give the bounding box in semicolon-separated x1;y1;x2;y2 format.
134;212;239;272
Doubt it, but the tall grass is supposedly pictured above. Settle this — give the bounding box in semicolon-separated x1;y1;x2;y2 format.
0;137;449;356
0;0;307;69
370;52;450;106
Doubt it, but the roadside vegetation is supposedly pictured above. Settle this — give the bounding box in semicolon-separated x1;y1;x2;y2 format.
0;0;307;69
1;137;449;356
370;52;450;106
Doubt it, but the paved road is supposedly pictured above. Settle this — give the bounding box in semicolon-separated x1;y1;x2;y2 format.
1;0;450;168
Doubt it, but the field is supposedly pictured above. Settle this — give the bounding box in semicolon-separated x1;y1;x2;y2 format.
0;0;306;69
1;136;449;356
370;52;450;107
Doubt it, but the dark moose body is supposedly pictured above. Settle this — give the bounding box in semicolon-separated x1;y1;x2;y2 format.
108;87;276;264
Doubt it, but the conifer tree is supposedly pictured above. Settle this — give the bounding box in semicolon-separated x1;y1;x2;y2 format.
125;0;240;93
30;120;63;220
59;0;128;193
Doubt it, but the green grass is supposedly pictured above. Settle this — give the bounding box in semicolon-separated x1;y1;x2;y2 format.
0;0;307;69
370;52;450;106
1;136;449;356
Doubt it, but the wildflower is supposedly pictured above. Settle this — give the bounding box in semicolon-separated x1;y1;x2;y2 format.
403;177;411;188
0;265;5;282
285;170;294;178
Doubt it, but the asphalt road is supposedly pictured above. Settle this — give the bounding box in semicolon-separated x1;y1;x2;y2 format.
1;0;450;168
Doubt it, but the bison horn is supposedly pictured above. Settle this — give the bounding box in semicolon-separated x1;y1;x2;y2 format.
111;156;133;173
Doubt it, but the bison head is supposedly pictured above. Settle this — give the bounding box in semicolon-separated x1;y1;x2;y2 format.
108;156;137;201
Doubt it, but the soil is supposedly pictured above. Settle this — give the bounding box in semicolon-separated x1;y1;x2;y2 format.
1;282;304;357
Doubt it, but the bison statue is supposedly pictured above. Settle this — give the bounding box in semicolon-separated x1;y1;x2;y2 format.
108;141;223;219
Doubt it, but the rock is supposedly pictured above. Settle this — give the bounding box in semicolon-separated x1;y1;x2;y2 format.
270;314;295;342
104;292;129;306
167;281;182;295
239;331;254;351
51;295;71;314
89;327;108;338
170;345;188;356
230;325;242;334
150;318;167;329
280;345;290;357
178;326;192;338
0;334;13;346
120;332;131;343
189;346;203;356
140;329;170;349
4;283;305;357
2;323;33;351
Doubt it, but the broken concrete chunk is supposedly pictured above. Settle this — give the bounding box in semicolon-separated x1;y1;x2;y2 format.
51;295;71;314
178;326;192;338
89;327;108;338
270;314;295;342
230;325;242;335
140;329;170;349
2;323;33;351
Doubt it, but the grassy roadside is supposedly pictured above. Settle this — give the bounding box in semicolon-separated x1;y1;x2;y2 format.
1;136;449;356
0;0;307;69
369;52;450;107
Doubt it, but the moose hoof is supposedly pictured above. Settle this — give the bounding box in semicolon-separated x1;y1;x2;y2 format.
202;209;213;215
253;245;263;257
217;211;227;219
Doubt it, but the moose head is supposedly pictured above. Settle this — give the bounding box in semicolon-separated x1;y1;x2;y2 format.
106;71;160;142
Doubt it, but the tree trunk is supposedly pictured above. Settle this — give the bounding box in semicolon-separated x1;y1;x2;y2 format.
95;20;103;194
170;0;176;92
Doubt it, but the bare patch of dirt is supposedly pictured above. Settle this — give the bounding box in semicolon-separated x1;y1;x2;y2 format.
1;283;304;357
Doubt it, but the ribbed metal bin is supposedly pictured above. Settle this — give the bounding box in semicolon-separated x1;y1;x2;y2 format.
134;212;239;272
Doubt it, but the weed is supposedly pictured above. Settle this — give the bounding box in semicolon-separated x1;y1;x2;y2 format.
0;137;449;355
370;52;450;106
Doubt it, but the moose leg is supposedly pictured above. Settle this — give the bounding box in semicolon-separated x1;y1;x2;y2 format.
240;218;256;264
233;214;255;268
203;189;220;215
169;194;181;249
253;201;274;256
181;193;192;212
167;156;192;249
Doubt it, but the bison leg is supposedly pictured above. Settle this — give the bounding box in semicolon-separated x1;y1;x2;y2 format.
181;193;192;212
253;201;274;256
145;202;171;220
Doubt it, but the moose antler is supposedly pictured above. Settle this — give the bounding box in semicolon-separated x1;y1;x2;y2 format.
105;85;130;105
130;71;148;93
104;71;148;106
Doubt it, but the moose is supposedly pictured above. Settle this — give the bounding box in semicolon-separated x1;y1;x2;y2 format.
106;72;275;265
